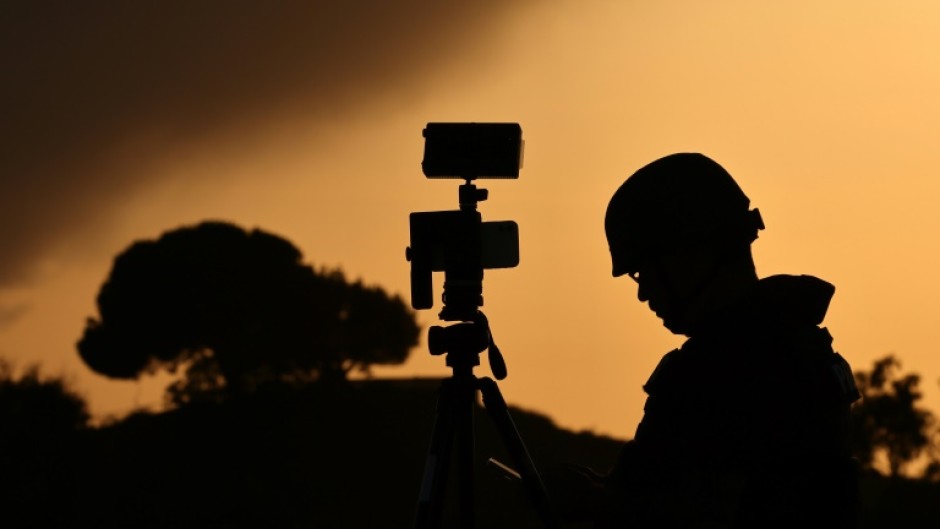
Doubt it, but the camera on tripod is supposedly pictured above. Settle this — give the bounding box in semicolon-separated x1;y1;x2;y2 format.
407;123;560;529
406;123;523;322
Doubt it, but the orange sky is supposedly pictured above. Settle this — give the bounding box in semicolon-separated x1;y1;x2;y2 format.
3;1;940;439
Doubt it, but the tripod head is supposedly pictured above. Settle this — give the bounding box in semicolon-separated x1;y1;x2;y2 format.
405;123;522;379
427;311;508;380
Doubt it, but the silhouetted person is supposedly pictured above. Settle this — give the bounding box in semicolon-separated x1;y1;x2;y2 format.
555;153;861;528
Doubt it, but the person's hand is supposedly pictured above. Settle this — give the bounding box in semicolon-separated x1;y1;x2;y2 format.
542;463;606;523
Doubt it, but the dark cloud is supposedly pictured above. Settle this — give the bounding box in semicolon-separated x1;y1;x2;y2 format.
0;1;523;286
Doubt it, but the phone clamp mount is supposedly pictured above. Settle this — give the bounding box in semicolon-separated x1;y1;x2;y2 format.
407;123;560;529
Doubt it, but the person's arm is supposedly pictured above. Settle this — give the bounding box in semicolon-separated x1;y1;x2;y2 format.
543;461;608;522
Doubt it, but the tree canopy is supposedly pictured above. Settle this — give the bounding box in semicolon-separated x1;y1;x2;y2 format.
77;221;420;403
850;355;939;478
0;359;89;436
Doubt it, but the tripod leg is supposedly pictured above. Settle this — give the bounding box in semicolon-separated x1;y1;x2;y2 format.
415;379;457;529
478;377;562;529
454;373;477;529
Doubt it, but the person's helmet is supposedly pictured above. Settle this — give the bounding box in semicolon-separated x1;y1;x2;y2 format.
605;153;764;277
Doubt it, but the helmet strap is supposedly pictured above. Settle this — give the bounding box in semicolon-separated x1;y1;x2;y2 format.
653;242;756;335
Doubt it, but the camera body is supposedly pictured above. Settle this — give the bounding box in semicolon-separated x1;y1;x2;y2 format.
408;212;519;311
407;123;523;320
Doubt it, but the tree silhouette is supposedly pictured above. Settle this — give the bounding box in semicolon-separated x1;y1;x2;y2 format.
0;360;89;528
77;221;420;403
0;359;89;437
850;355;938;477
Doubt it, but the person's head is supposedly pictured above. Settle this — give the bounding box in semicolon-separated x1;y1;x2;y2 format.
605;153;764;335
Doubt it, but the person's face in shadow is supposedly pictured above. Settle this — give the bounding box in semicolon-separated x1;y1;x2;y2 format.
629;246;718;335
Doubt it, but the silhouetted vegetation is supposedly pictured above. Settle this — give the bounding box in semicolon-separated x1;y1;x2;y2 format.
850;355;940;478
0;361;88;528
77;221;420;405
0;359;89;433
0;377;623;528
848;355;940;527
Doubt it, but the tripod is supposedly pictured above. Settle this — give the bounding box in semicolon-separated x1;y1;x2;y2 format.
413;312;560;529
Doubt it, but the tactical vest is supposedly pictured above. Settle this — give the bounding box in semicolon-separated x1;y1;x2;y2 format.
600;319;860;529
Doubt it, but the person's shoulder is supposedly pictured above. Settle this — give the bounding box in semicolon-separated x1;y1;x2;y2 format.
641;342;719;397
742;275;840;356
642;348;683;396
752;274;835;327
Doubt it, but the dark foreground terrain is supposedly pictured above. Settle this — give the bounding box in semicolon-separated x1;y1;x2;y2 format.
3;379;938;528
4;379;621;528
